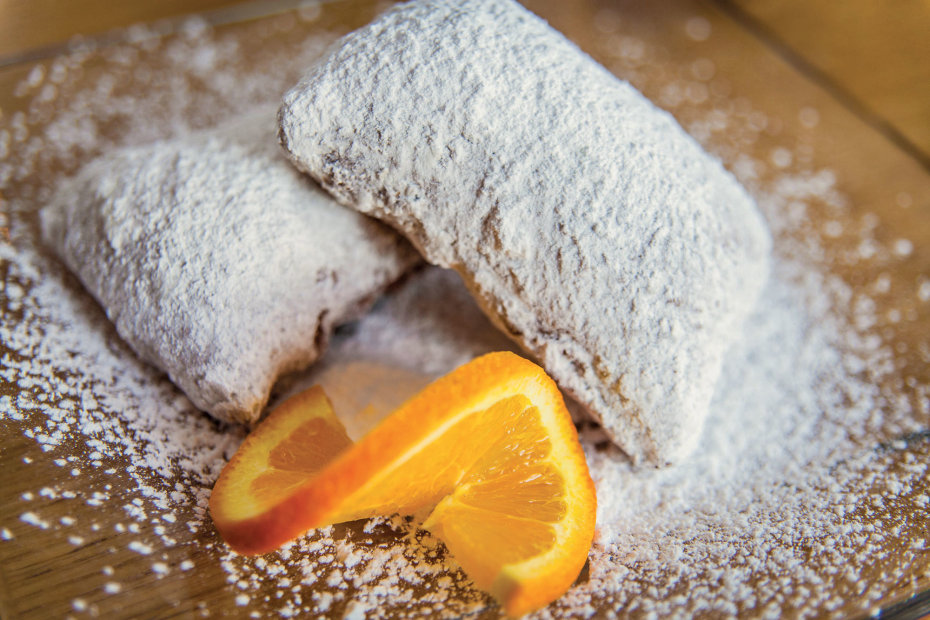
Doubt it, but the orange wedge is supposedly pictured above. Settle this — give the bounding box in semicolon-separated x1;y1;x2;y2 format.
210;352;597;617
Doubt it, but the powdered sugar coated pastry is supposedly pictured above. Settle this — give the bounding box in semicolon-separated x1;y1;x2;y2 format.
278;0;771;465
41;108;419;425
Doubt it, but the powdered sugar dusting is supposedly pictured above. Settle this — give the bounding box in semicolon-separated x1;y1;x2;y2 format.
279;0;772;467
1;1;928;618
39;106;418;425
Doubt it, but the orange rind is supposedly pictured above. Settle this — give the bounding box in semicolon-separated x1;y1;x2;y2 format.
210;352;597;616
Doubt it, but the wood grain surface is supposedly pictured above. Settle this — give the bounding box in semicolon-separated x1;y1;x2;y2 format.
0;0;245;61
1;0;928;618
724;0;930;164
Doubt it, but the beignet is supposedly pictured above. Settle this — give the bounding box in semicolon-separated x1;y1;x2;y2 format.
278;0;770;465
42;109;420;424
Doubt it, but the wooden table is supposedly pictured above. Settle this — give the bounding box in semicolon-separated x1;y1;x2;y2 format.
1;1;928;618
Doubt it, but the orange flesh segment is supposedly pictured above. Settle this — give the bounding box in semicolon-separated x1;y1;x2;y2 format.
325;395;554;522
424;501;557;586
250;416;352;505
209;352;596;617
211;386;352;522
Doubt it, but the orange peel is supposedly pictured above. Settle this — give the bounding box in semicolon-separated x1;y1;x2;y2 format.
210;352;596;616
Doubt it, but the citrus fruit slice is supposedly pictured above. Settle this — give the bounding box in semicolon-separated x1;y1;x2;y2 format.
210;352;597;616
209;385;353;539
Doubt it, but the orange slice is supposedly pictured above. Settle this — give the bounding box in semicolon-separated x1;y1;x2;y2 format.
209;385;354;543
210;352;597;616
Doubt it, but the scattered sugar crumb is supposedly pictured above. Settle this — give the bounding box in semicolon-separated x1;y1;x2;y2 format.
685;16;711;41
771;147;793;168
20;512;50;530
918;279;930;303
896;192;913;208
799;106;820;128
128;541;153;555
893;238;913;257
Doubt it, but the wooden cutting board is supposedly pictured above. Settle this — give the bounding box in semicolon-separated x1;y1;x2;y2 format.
1;1;928;618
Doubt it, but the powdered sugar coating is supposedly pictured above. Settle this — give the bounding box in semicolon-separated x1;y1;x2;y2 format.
40;108;419;424
279;0;771;465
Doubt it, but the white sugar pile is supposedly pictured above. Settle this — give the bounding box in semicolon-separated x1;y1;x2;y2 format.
1;4;928;619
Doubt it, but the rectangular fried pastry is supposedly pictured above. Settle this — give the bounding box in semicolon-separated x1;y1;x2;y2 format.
41;108;419;425
278;0;771;465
